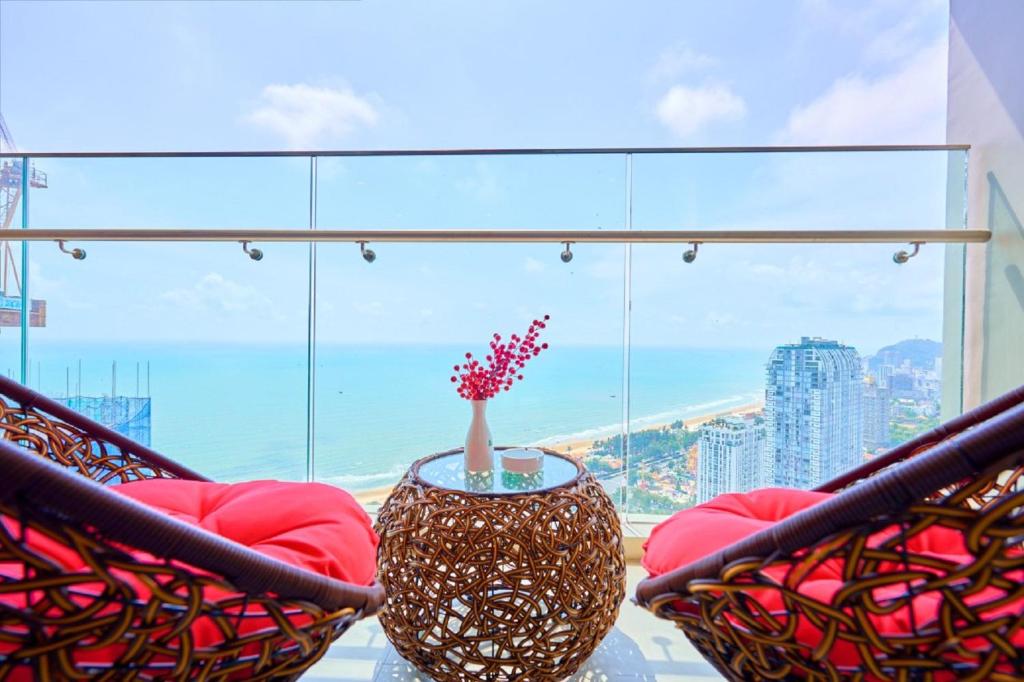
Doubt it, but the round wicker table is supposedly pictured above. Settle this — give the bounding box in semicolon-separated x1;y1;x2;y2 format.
376;446;626;681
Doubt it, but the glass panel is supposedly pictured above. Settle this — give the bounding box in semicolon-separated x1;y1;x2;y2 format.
631;150;959;230
29;156;312;229
977;166;1024;401
312;154;627;509
624;149;965;517
25;158;312;481
314;153;625;230
8;148;970;518
417;448;578;494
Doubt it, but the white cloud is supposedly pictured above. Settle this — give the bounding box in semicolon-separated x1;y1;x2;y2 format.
863;13;931;64
161;273;272;313
655;84;746;138
244;83;379;148
649;45;716;82
799;0;944;42
796;0;946;66
524;257;545;273
778;38;946;144
739;254;942;316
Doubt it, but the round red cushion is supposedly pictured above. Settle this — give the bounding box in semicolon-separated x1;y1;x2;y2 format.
642;488;832;577
0;478;378;679
113;478;378;586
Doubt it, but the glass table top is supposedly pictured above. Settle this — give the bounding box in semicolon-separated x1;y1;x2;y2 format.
415;448;580;494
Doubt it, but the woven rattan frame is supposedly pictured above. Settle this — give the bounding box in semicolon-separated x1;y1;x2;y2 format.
0;375;384;680
376;447;626;681
635;387;1024;682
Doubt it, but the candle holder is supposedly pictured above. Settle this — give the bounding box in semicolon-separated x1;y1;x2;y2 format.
501;448;544;490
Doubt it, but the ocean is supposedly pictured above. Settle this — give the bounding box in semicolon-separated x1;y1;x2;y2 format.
10;343;768;489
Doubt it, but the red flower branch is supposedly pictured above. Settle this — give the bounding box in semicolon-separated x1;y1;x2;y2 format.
451;315;550;400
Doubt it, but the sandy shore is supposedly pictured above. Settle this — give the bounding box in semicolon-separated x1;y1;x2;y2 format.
351;400;764;506
544;400;764;458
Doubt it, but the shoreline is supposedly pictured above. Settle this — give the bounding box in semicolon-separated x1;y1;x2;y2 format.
351;399;764;506
543;400;764;459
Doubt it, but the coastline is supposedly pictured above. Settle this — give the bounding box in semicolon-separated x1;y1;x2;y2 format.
351;399;764;506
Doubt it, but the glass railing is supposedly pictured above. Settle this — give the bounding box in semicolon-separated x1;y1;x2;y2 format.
0;146;973;519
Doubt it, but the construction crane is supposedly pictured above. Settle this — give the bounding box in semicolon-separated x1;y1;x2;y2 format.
0;114;47;328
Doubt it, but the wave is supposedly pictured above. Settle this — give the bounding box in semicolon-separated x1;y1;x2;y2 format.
532;393;762;446
320;464;409;489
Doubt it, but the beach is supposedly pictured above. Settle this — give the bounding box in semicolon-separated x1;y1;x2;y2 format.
24;342;770;488
352;399;764;506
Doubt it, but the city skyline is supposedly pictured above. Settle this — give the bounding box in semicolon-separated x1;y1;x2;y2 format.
693;335;943;505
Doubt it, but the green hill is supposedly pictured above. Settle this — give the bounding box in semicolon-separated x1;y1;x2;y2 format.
868;339;942;371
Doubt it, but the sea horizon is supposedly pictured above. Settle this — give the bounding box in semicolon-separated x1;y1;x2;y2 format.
9;341;774;489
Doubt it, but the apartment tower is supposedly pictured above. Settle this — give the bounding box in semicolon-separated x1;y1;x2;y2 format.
765;337;863;488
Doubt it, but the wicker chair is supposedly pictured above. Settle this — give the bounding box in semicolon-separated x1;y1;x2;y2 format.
635;386;1024;681
0;375;385;680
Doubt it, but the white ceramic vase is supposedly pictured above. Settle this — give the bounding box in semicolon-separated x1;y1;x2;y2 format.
464;400;494;472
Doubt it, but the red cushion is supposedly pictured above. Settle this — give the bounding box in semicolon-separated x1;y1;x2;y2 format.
643;488;1024;676
642;488;832;577
0;478;378;678
113;478;378;586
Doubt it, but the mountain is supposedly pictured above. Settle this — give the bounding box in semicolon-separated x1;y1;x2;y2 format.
868;339;942;371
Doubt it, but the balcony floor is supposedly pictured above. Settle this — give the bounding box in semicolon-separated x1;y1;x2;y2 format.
305;566;722;681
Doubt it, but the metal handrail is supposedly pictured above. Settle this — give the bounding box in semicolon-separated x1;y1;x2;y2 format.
0;228;991;244
0;144;970;159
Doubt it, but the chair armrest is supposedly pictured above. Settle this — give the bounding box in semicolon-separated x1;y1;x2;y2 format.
0;439;384;615
0;440;385;678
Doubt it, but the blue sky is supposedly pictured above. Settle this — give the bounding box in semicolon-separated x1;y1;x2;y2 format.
2;0;949;150
0;0;957;355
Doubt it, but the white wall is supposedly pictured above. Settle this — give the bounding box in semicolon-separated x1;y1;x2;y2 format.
947;0;1024;408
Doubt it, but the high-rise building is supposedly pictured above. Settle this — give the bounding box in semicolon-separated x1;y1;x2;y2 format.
696;415;766;504
765;337;863;488
862;377;891;452
58;395;152;447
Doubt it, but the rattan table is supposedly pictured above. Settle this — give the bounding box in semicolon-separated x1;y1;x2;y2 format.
375;446;626;681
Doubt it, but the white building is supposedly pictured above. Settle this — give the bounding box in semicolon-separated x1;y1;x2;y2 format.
696;415;766;504
862;378;892;452
765;337;863;489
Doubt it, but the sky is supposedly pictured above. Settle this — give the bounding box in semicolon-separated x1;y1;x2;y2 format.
0;0;958;355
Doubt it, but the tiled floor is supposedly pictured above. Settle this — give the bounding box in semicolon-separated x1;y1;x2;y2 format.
304;566;722;681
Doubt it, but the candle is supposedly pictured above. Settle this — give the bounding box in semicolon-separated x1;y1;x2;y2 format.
501;448;543;474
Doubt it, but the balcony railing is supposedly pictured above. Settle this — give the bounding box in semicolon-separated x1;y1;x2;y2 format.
0;146;980;517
